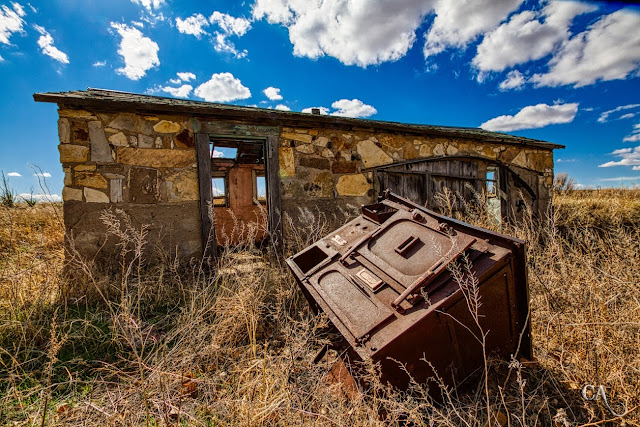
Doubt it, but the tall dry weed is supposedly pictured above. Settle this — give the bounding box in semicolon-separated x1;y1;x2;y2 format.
0;190;639;425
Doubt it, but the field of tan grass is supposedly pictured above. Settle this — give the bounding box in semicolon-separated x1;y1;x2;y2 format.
0;190;639;426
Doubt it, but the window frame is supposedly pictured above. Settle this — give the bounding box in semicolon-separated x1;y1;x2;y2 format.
252;169;267;205
211;173;228;207
485;166;499;198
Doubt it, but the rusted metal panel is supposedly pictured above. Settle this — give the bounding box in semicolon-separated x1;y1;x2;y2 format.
286;191;531;391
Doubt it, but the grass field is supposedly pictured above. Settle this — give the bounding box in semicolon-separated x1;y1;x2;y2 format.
1;189;639;426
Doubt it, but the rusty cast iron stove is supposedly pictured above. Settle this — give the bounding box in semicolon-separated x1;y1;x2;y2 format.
286;191;531;391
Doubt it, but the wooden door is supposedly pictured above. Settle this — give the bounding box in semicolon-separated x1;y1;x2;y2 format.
376;159;481;212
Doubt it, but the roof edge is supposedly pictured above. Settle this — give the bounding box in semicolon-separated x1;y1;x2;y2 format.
33;89;565;150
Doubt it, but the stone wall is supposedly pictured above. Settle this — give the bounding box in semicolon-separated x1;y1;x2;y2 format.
56;106;555;264
277;126;554;221
58;109;202;262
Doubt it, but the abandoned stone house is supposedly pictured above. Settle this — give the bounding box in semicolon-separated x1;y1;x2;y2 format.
34;89;562;261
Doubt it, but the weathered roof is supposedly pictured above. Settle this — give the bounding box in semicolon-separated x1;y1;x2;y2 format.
33;88;564;150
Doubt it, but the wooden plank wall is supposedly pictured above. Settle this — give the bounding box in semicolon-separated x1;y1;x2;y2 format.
377;159;480;210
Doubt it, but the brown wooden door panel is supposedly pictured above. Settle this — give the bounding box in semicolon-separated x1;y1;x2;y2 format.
378;159;481;212
403;174;427;206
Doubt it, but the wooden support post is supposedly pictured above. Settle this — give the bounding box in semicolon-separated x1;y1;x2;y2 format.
196;133;216;260
266;135;283;250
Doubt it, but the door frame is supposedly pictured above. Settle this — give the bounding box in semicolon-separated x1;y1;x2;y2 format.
195;122;282;260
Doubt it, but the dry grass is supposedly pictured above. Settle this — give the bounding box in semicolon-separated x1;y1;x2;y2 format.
0;190;639;426
554;188;640;229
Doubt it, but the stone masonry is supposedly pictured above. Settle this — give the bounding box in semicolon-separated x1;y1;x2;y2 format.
58;109;202;261
277;126;554;226
40;89;559;265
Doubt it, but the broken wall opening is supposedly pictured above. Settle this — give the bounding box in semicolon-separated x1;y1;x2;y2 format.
209;138;269;246
374;156;541;223
486;166;501;225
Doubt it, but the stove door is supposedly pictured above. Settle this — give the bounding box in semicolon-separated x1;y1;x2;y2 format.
311;266;394;343
355;216;475;289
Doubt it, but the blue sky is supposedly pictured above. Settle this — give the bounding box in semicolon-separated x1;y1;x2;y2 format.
1;0;640;199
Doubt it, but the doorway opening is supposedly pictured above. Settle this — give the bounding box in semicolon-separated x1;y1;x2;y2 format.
209;138;269;246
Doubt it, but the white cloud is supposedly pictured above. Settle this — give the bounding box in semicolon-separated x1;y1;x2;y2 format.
130;0;166;23
330;99;377;118
93;60;106;67
12;2;24;16
599;145;640;169
424;0;523;59
249;1;639;86
251;0;614;73
598;104;640;123
210;11;251;37
34;25;69;64
573;183;594;189
532;9;640;88
499;70;525;90
556;158;576;163
480;102;578;132
620;113;636;120
194;72;251;102
611;148;632;155
302;106;329;115
212;32;247;58
252;0;434;67
302;101;380;117
111;22;160;80
177;11;251;57
0;2;26;45
7;171;21;176
263;86;282;101
212;149;224;158
473;2;596;73
168;72;196;85
19;193;61;202
252;0;293;24
176;13;209;38
131;0;165;12
274;104;290;111
209;12;251;57
0;54;3;62
33;172;51;177
176;71;195;82
623;123;640;143
159;84;193;98
599;175;640;182
251;0;591;70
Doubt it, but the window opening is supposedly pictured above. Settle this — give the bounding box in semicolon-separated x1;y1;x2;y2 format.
212;177;227;206
212;146;237;159
486;166;501;225
211;139;265;164
486;170;496;195
253;172;267;203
